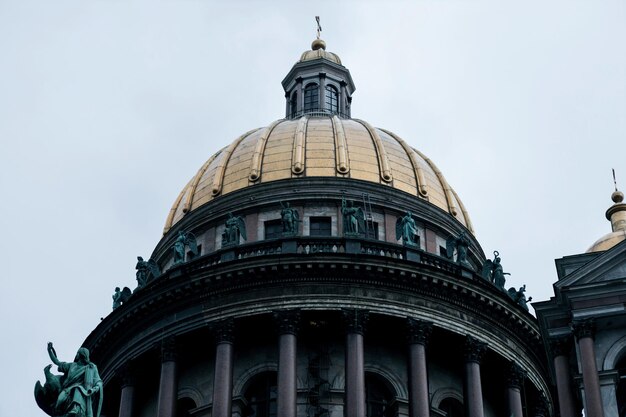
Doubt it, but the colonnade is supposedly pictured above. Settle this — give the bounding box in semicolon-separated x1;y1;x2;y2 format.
116;310;542;417
550;319;605;417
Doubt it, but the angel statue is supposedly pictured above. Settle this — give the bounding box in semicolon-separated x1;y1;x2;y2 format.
396;211;419;246
172;231;198;265
135;256;161;289
280;202;300;235
508;285;532;311
34;342;103;417
445;232;472;268
481;250;510;290
341;197;364;236
112;286;132;310
222;213;247;246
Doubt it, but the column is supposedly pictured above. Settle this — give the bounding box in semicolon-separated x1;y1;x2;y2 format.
406;319;433;417
285;92;290;118
340;81;347;116
506;362;525;417
157;337;178;417
318;73;326;112
296;77;303;115
275;310;301;417
549;337;577;417
212;319;235;417
118;363;135;417
343;309;369;417
464;336;486;417
573;319;604;417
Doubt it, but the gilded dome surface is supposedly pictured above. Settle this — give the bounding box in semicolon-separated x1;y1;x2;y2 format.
587;189;626;252
164;115;473;233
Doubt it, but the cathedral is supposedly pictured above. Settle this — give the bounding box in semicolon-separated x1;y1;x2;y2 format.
78;32;626;417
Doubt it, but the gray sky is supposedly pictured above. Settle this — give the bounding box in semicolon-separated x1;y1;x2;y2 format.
1;1;625;415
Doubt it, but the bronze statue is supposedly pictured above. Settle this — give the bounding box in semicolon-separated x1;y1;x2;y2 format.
508;285;532;311
172;231;198;264
112;287;131;310
341;197;364;236
396;211;419;246
445;232;472;268
222;213;246;246
481;251;510;290
135;256;160;289
34;342;103;417
280;202;300;234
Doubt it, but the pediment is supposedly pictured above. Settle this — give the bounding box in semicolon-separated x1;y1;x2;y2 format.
555;239;626;289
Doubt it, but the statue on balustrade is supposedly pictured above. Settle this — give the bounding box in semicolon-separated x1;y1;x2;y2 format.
445;231;472;269
172;231;198;264
341;197;364;236
396;211;419;246
481;250;510;290
280;202;300;235
135;256;160;290
112;286;132;310
34;342;103;417
222;213;246;246
508;285;532;311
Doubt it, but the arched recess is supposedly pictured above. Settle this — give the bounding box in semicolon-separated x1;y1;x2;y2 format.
233;362;278;397
364;364;407;401
177;386;204;407
241;370;278;417
603;334;626;370
431;387;464;409
365;371;397;417
176;397;198;417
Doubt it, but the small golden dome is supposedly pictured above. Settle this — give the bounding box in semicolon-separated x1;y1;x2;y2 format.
164;116;473;234
299;39;342;65
587;186;626;253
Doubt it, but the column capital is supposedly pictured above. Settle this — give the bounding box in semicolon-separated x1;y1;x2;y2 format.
117;362;135;388
212;318;235;344
160;336;177;362
506;362;526;389
343;309;369;335
406;318;433;345
548;335;572;357
572;318;596;340
532;393;550;417
274;309;301;335
464;335;487;364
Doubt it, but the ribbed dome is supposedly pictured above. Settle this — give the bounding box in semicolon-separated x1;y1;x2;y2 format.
587;189;626;252
164;115;473;234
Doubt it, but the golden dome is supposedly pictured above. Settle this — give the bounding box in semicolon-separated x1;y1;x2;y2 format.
164;115;473;234
299;38;342;65
587;188;626;252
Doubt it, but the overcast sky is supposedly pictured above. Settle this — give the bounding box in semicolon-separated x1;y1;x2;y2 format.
1;1;625;415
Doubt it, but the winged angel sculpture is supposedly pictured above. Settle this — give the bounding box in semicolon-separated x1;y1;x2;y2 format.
135;256;161;288
341;197;364;236
172;231;198;264
396;211;419;246
34;342;103;417
481;250;509;290
222;213;247;246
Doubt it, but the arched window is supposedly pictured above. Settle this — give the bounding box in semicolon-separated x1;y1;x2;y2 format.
244;371;277;417
325;85;338;114
617;354;626;417
177;397;197;417
290;91;298;117
365;372;395;417
439;397;464;417
304;83;319;112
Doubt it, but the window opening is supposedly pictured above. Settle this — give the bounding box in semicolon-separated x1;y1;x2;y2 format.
325;85;338;113
244;372;277;417
310;217;332;236
264;219;283;240
304;84;319;112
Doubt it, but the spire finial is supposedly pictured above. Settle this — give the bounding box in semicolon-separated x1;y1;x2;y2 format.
311;16;326;51
613;168;618;192
611;169;624;204
315;16;322;40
